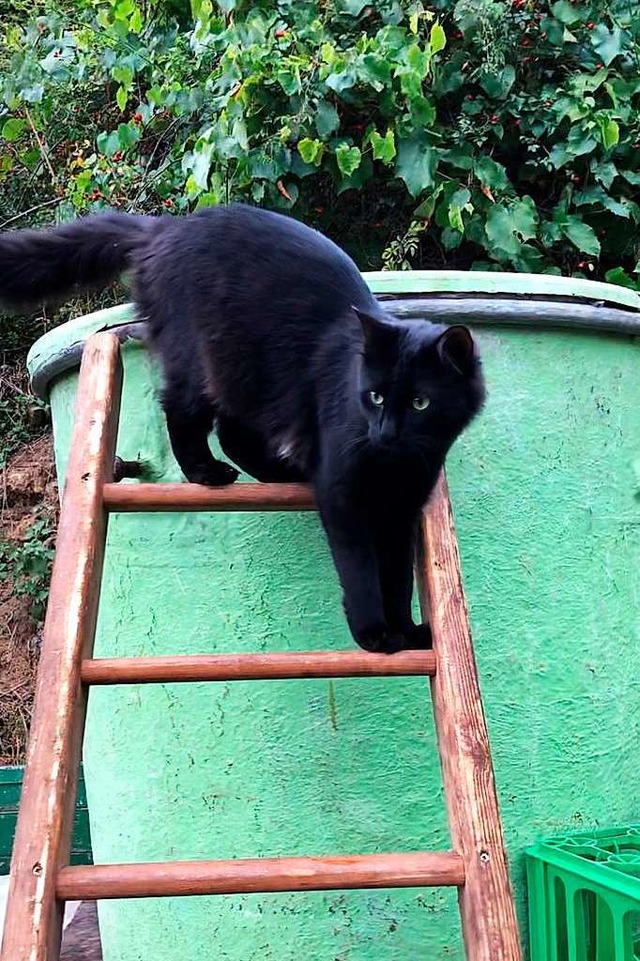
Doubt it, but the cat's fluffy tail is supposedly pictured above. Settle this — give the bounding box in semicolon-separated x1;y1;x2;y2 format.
0;212;152;308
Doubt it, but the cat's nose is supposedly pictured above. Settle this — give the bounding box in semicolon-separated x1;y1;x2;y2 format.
379;417;398;444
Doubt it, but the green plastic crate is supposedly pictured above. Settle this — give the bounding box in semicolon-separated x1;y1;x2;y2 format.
0;766;93;874
527;826;640;961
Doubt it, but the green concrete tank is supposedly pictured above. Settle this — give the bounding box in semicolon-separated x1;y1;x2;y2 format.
27;271;640;960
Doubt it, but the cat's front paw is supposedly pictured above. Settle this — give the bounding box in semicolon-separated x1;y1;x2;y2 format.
400;622;433;650
354;625;407;655
187;462;239;487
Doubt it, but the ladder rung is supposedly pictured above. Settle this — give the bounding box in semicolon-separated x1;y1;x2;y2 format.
81;650;436;684
103;482;315;512
57;851;465;900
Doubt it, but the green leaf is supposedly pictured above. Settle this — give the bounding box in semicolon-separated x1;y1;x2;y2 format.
561;216;601;256
410;96;436;128
112;64;134;89
479;65;516;100
116;86;128;112
442;227;462;251
448;186;471;232
605;267;638;289
591;24;624;66
548;144;572;169
276;67;302;96
298;138;324;165
185;140;214;193
620;169;640;186
338;0;369;14
1;118;26;141
485;198;538;258
474;155;509;191
370;129;396;164
549;130;597;169
430;22;446;55
596;116;619;149
573;186;630;218
337;154;373;192
20;84;44;104
129;6;143;32
551;0;581;24
591;160;618;189
117;122;140;149
325;70;356;94
396;135;438;197
315;101;340;138
442;144;473;171
359;54;392;89
97;130;121;156
413;183;444;220
335;144;361;176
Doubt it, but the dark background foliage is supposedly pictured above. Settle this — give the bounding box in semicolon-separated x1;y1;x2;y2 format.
1;0;639;280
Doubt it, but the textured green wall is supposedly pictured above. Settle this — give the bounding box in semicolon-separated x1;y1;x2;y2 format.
40;317;640;961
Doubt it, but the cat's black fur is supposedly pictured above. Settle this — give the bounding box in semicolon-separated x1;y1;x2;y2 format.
0;205;485;653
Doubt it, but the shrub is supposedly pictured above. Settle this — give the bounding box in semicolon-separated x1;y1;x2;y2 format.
1;0;639;280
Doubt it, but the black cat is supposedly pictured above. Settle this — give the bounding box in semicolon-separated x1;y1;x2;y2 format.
0;205;485;653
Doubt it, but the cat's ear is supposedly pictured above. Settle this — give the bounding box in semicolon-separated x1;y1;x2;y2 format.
352;306;397;352
435;325;476;376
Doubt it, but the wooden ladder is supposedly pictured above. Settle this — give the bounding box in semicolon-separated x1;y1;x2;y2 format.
0;333;522;961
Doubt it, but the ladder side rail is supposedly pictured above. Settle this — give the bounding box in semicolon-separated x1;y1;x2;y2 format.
0;333;123;961
419;471;523;961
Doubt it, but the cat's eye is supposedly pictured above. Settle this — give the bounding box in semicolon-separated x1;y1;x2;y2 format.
369;391;384;407
412;396;430;411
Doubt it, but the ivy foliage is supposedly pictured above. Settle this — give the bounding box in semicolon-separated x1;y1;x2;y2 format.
1;0;640;279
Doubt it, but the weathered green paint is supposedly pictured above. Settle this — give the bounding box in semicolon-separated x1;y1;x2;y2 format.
0;767;92;874
28;271;640;960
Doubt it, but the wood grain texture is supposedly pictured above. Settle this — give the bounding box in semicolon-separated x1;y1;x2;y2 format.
57;852;465;900
418;472;523;961
0;334;122;961
81;649;436;684
103;482;315;512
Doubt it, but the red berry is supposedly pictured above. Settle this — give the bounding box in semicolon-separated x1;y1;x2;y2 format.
275;28;286;38
544;100;553;107
571;174;581;183
133;112;143;125
587;20;595;28
163;199;174;208
489;114;499;123
112;150;124;161
520;37;532;46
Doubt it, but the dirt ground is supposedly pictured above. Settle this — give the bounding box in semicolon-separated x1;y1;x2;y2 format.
0;434;58;765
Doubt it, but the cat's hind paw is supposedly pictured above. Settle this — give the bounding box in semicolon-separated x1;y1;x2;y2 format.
187;461;240;487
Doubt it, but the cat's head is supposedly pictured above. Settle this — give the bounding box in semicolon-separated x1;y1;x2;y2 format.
352;307;485;454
